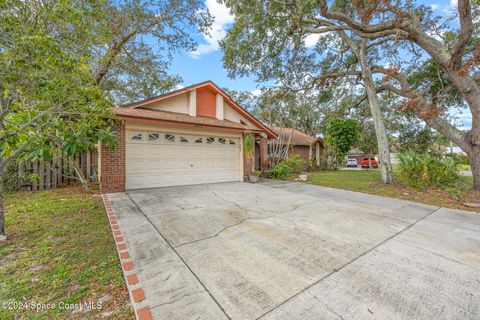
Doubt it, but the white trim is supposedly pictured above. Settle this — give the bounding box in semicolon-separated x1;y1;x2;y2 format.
216;94;224;120
189;90;196;117
240;134;244;181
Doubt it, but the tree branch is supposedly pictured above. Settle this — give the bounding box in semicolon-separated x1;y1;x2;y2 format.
367;33;407;48
317;0;401;35
94;29;138;84
2;107;55;141
374;74;471;152
450;0;473;68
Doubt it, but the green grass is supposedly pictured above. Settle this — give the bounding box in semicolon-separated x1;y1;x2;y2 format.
308;170;479;212
0;187;133;320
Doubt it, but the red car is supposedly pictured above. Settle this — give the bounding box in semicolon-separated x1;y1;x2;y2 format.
361;158;378;168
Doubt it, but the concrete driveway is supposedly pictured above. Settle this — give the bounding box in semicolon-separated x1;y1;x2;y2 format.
107;181;480;320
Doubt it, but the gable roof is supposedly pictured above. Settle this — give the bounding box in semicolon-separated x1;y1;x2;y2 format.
114;108;262;132
270;127;319;146
311;137;324;147
120;81;277;139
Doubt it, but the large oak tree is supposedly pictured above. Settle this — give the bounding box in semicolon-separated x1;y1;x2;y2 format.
221;0;480;189
220;0;395;183
301;0;479;189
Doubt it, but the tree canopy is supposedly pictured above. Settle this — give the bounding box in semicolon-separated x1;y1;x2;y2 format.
220;0;480;189
325;118;360;161
0;0;212;238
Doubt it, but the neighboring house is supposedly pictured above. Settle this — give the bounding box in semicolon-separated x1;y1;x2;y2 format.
98;81;277;193
268;127;324;165
347;148;378;164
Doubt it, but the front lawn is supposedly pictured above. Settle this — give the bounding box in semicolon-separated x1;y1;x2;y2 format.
308;170;480;212
0;187;133;319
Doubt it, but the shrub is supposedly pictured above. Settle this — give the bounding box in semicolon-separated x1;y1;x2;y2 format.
3;160;21;192
267;155;304;180
397;150;459;188
447;153;470;166
306;159;319;172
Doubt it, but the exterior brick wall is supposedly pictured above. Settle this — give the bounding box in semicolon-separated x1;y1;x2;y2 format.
196;87;216;117
100;122;126;193
289;145;310;163
260;137;268;170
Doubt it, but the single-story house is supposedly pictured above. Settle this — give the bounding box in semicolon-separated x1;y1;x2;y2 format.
347;148;378;164
98;81;277;193
268;127;324;165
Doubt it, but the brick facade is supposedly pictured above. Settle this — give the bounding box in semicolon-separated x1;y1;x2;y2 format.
260;137;268;170
100;122;126;193
289;145;311;163
243;134;270;178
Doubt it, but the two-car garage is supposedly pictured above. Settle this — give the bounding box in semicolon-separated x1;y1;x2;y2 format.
125;127;242;190
98;81;276;193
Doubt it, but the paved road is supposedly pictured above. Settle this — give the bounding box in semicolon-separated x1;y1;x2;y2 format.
107;181;480;320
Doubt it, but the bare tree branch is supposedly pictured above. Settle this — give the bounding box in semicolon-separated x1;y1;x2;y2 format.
317;0;401;35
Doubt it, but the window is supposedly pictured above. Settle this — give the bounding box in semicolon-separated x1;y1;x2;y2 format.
206;137;215;144
219;138;226;144
195;137;203;143
229;139;236;145
130;133;142;141
148;133;160;141
180;136;189;143
165;134;175;143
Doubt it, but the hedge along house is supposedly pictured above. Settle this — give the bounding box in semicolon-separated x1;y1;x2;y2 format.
98;81;277;193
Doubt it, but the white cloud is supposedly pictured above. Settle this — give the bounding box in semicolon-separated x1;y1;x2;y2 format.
304;32;338;49
442;0;458;14
251;89;261;96
304;34;321;48
430;4;439;10
189;0;234;58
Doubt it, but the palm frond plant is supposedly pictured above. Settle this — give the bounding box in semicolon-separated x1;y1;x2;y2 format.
244;132;259;182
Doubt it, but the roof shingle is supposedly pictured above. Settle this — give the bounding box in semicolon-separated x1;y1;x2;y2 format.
114;108;261;132
270;127;318;146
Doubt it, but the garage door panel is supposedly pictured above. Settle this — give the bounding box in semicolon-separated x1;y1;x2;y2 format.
126;131;241;189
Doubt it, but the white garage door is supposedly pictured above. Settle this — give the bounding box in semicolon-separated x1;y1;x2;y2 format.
126;130;241;189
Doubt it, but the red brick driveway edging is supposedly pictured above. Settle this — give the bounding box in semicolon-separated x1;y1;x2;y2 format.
101;194;153;320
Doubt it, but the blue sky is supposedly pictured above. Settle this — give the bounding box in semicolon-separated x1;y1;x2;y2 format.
169;0;261;92
169;0;458;92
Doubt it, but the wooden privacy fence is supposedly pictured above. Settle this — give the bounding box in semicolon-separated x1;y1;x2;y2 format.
17;150;98;191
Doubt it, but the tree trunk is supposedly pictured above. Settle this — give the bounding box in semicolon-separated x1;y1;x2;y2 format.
466;103;480;190
358;43;394;184
68;157;89;191
468;144;480;190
